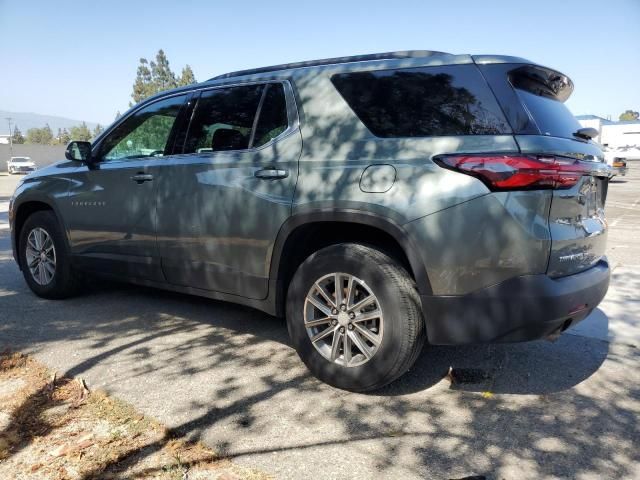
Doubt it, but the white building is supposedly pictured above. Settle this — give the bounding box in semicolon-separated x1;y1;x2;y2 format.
0;135;10;145
576;115;640;147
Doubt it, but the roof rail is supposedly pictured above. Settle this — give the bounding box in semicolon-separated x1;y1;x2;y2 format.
209;50;452;81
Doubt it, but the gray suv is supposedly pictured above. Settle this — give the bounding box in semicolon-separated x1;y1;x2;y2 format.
9;51;610;391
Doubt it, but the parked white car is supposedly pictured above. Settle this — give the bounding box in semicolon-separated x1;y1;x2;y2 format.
6;156;36;175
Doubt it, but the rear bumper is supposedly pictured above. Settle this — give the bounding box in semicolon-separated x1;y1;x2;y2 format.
421;259;610;344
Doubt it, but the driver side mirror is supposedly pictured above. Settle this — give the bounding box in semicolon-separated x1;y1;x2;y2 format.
65;141;92;163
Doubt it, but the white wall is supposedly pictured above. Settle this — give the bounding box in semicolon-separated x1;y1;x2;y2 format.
601;123;640;147
576;118;640;147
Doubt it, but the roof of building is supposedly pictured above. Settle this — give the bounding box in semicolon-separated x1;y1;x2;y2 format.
615;120;640;125
575;114;609;121
575;115;640;126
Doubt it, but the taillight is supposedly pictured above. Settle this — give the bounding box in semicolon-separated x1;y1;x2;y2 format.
434;154;589;191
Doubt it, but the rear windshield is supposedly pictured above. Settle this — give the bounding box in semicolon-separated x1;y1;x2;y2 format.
509;66;582;139
331;64;511;138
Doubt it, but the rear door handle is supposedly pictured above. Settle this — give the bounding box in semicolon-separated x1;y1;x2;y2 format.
131;173;153;184
254;168;288;180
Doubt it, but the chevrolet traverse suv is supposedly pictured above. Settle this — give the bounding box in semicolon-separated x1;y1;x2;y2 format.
9;51;610;391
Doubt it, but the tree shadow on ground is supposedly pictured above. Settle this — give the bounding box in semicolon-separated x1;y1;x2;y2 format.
1;263;638;479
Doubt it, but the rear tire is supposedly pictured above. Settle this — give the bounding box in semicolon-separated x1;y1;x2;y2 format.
19;210;78;299
286;243;425;392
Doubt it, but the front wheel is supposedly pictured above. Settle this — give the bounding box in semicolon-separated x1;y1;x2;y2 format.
286;243;425;391
19;211;78;299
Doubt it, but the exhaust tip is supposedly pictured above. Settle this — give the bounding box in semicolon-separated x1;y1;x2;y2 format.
546;318;573;342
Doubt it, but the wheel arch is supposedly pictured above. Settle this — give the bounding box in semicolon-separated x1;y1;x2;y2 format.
13;199;61;269
269;210;432;317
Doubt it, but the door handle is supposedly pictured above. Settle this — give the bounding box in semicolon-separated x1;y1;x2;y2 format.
254;168;288;180
131;173;153;184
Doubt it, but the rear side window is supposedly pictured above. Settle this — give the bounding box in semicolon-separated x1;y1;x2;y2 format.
509;66;581;139
331;64;511;138
185;85;263;153
184;83;289;154
252;84;289;147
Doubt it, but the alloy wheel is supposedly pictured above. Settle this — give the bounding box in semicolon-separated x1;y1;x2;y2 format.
25;227;56;286
304;272;384;367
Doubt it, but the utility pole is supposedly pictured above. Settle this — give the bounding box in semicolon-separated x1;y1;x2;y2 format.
5;117;13;157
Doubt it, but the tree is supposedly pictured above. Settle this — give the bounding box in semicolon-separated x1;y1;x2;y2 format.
151;49;177;91
178;65;197;86
132;58;155;104
619;110;639;121
26;128;39;144
130;49;196;104
115;111;122;121
25;128;40;144
11;125;25;144
59;128;71;145
69;122;93;142
41;124;53;144
93;124;104;138
26;124;54;144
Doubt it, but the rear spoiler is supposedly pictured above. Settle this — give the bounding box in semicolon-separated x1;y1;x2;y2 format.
472;56;574;102
508;65;574;102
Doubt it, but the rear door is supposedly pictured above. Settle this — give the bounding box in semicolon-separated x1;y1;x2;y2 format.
155;81;301;299
480;62;609;277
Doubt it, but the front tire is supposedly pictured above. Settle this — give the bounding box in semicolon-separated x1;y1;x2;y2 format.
19;210;78;299
286;243;425;392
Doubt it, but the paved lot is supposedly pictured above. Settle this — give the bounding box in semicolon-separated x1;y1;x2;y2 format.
1;168;639;479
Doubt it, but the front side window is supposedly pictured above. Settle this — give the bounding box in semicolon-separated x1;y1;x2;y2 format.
184;83;289;154
331;64;511;138
100;95;186;161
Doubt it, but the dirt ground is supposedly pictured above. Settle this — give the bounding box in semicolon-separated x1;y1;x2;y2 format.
0;351;269;480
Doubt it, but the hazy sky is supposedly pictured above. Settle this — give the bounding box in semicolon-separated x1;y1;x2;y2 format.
1;0;638;126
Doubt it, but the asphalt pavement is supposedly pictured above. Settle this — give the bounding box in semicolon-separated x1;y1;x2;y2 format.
0;167;639;479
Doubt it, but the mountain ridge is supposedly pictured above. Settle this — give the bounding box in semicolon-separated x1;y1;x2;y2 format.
0;110;101;136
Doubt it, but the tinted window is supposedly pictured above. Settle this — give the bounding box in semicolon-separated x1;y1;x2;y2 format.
185;85;263;153
184;85;255;153
331;64;511;137
509;67;581;139
514;90;581;139
252;84;289;147
100;95;186;161
184;83;289;154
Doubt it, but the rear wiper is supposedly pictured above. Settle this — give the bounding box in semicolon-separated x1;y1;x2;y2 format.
573;127;598;140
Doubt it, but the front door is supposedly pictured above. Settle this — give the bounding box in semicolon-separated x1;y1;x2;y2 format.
63;93;188;280
156;81;301;299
